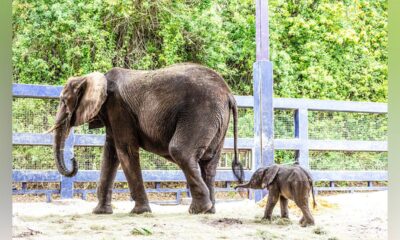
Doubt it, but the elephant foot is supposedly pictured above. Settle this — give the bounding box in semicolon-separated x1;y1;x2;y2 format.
299;217;314;227
188;199;212;214
92;204;113;214
130;204;152;215
300;221;314;227
262;215;272;221
205;205;216;214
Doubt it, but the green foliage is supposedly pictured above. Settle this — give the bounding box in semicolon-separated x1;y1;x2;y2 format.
269;0;387;102
13;0;387;100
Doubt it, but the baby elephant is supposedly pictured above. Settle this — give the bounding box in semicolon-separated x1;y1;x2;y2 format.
235;164;316;227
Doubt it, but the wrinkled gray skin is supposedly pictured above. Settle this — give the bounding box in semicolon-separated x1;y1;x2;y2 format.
51;63;244;215
236;164;316;227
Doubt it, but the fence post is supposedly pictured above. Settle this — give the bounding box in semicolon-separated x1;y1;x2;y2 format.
60;129;75;199
294;108;309;168
253;0;274;202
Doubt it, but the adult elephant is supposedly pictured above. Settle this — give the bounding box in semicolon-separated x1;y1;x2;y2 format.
49;63;244;214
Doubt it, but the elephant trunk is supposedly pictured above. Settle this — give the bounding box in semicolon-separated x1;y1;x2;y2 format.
234;182;251;190
53;109;78;177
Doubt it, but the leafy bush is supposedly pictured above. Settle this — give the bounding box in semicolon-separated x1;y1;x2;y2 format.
13;0;387;101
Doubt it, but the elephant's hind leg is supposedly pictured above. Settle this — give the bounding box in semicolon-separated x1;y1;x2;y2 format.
169;126;216;214
280;196;289;218
293;185;314;227
199;143;223;214
294;197;315;227
93;136;120;214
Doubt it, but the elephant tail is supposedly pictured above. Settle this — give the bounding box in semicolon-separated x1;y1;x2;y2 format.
311;179;317;209
299;166;317;208
229;94;244;183
296;166;317;208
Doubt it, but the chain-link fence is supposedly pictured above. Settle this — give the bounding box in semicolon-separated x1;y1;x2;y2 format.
13;146;55;170
13;145;252;171
12;95;388;200
308;111;387;141
13;98;58;133
12;98;388;172
309;151;388;171
12;98;253;171
274;110;295;139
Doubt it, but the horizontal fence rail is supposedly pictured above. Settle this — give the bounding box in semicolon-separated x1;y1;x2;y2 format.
12;83;388;202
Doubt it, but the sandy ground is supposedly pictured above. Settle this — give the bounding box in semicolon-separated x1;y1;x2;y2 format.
12;191;387;240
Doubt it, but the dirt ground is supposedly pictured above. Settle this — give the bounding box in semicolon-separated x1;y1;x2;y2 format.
12;191;387;240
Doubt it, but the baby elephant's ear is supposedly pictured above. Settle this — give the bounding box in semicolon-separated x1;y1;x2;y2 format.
262;165;280;187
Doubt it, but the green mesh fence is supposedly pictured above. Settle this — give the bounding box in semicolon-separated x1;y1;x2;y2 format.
274;110;295;139
12;98;388;173
13;98;58;133
13;145;55;170
13;145;252;170
309;151;388;171
308;111;387;141
226;108;254;138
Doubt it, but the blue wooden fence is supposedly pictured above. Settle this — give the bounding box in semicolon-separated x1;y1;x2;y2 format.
12;83;388;203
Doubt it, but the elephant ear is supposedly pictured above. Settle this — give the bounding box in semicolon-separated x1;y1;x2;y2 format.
73;72;107;126
262;165;280;187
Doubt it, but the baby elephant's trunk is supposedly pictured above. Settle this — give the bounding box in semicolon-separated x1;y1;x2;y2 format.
234;182;251;189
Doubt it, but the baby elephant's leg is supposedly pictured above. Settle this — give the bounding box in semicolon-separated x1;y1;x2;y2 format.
295;199;315;227
263;190;280;220
299;216;305;225
279;196;289;218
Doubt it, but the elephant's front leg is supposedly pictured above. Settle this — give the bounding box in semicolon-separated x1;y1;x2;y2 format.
263;188;280;220
115;144;151;214
93;137;120;214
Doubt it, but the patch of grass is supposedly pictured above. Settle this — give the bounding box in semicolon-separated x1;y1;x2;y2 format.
313;226;327;235
90;225;106;231
218;236;229;239
256;229;281;240
141;212;154;218
50;218;65;224
113;213;129;219
42;214;56;219
253;216;291;226
273;218;292;226
253;217;269;224
63;230;76;235
129;212;155;218
130;227;153;236
63;223;74;229
70;214;81;221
